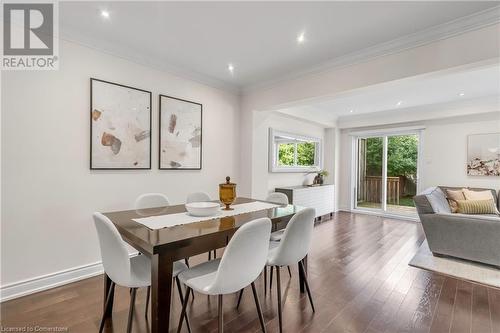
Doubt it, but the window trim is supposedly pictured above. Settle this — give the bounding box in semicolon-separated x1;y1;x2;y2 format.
269;128;322;173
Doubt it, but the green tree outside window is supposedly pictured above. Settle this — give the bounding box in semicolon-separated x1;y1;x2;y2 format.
278;141;316;167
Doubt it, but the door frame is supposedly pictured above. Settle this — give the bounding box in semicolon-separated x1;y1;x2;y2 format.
349;126;424;218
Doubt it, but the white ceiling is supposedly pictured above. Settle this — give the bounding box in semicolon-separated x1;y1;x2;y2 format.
277;64;500;125
59;1;499;90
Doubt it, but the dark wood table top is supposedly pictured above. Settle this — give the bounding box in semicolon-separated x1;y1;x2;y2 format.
103;197;304;256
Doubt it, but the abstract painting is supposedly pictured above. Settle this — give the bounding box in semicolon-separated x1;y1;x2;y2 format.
467;133;500;176
159;95;202;169
90;78;151;169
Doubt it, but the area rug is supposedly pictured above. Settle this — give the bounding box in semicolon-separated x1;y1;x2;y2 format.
409;240;500;289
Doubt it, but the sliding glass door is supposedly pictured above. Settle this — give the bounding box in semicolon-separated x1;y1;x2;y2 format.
355;132;420;217
356;137;384;210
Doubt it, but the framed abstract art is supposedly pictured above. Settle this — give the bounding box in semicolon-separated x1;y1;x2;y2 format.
159;95;202;170
90;78;152;169
467;133;500;176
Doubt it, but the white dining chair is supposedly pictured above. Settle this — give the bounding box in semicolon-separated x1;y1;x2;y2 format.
267;207;316;333
93;213;191;333
265;192;289;242
186;192;217;260
265;192;292;283
134;192;170;209
186;191;211;204
176;217;272;333
266;192;289;205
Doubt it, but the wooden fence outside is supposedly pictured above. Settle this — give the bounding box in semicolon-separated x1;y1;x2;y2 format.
361;176;400;205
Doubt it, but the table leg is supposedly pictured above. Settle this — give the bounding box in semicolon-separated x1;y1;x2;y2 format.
151;253;173;333
103;273;115;318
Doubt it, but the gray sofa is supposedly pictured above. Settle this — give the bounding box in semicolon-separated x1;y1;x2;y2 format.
414;186;500;267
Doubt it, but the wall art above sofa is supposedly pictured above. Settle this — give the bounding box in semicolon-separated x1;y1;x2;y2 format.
467;133;500;176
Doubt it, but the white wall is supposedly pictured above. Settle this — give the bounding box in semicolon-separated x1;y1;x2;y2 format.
337;112;500;210
1;40;240;292
420;113;500;190
250;111;327;200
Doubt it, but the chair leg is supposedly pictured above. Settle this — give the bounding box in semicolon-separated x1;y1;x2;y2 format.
276;266;283;333
177;287;192;333
264;266;268;295
269;266;274;290
287;266;292;278
218;294;224;333
127;288;137;333
209;251;212;260
299;261;315;312
175;277;192;333
145;286;150;317
99;281;115;333
251;282;267;333
236;288;244;309
185;258;190;267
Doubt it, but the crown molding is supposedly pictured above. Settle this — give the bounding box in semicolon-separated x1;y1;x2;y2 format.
242;5;500;94
59;33;241;95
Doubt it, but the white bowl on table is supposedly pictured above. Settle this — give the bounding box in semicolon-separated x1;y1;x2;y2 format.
185;202;220;217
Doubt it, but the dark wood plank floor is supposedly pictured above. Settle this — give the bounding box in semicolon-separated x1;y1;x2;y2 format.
2;212;499;332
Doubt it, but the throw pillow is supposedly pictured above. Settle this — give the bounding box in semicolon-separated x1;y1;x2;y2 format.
463;189;499;214
456;199;498;215
463;189;494;201
446;189;466;213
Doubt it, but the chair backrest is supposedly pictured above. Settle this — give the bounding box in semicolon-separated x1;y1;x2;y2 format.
186;192;211;203
134;193;170;209
272;208;315;266
209;218;271;294
93;212;131;285
266;192;289;205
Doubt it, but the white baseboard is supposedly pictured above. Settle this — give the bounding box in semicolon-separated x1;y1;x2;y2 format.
0;252;139;302
0;262;104;302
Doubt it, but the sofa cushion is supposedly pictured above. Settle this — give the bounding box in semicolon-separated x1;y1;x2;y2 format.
425;187;451;214
463;189;500;214
463;189;495;201
456;199;498;215
445;189;466;213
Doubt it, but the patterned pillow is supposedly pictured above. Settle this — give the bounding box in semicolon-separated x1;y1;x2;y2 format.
456;199;498;215
462;189;500;214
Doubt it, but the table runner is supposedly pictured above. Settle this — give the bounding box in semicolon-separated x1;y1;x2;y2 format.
133;201;280;230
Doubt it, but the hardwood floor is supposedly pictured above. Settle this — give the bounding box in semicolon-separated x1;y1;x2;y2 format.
2;212;499;332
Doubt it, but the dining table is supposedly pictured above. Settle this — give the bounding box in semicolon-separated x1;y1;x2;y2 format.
102;197;307;333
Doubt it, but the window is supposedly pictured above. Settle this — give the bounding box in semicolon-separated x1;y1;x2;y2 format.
269;128;321;172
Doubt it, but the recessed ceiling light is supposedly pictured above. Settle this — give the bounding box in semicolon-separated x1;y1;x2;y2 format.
397;101;403;106
228;63;234;74
101;10;110;19
349;110;354;113
459;92;465;97
297;32;306;44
